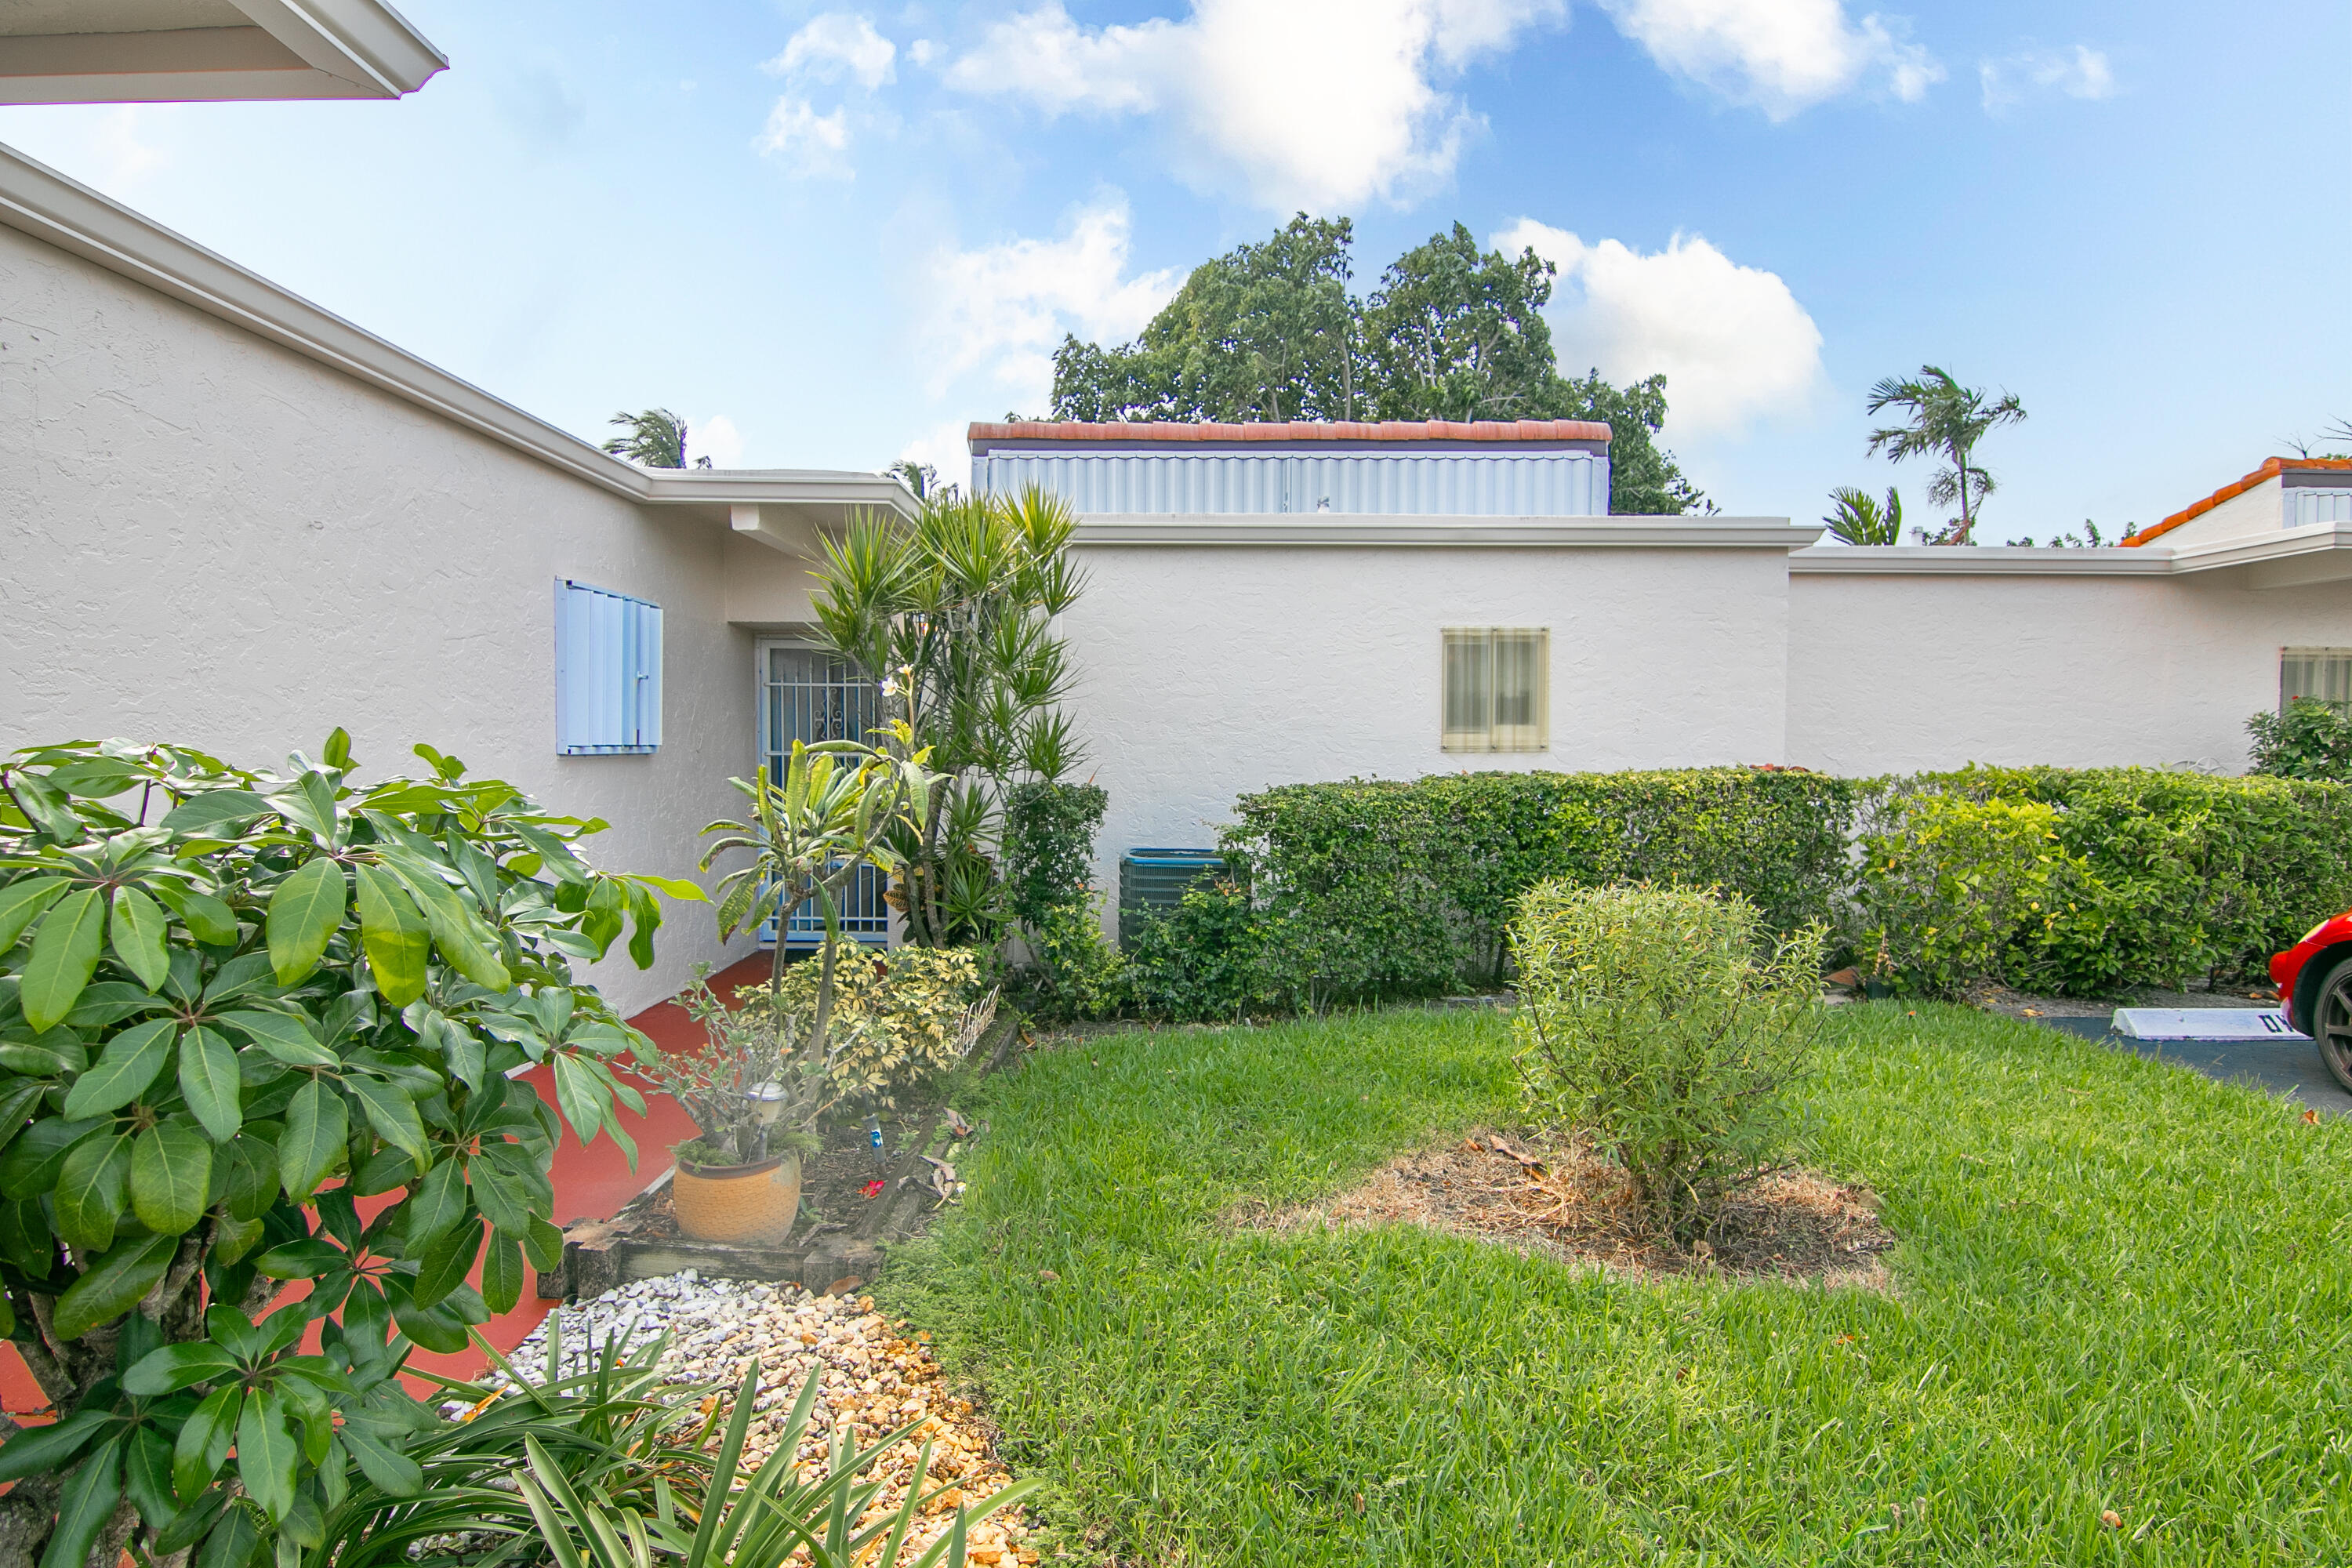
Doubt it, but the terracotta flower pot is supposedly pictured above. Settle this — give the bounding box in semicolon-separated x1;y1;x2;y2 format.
672;1151;803;1245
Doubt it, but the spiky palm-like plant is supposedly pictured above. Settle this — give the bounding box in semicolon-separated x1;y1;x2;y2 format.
1864;367;2025;544
1824;485;1904;546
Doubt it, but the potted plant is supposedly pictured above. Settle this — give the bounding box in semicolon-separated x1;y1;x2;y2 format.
652;726;934;1243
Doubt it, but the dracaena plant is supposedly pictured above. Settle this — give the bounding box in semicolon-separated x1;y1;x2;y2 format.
0;731;699;1568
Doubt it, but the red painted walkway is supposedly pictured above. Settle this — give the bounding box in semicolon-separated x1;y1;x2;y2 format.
1;956;771;1413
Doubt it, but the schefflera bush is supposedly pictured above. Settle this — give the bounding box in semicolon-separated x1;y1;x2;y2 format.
0;733;693;1568
1511;882;1825;1243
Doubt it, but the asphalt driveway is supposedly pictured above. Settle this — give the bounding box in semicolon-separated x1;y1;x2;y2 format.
2042;1014;2352;1116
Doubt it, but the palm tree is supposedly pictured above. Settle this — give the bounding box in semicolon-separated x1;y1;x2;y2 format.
1824;485;1903;546
1864;367;2025;544
604;407;708;469
884;459;960;503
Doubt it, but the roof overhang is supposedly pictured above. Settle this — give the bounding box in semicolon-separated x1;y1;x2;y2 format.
1073;515;1819;548
0;0;445;103
639;470;917;557
1792;527;2352;590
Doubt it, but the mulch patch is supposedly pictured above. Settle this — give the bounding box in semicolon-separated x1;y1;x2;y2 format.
1237;1128;1897;1288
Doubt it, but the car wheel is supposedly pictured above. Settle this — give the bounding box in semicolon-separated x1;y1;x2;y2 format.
2312;953;2352;1097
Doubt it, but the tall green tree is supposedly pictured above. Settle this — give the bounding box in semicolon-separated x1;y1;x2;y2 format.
1047;217;1704;514
1864;367;2025;544
1049;215;1359;423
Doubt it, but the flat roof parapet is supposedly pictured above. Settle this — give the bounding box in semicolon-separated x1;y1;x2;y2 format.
968;418;1613;454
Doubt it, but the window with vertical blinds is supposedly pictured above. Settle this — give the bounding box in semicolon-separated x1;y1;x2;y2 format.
2282;648;2352;715
1442;628;1549;753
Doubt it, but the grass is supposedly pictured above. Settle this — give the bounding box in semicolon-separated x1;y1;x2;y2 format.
883;1003;2352;1566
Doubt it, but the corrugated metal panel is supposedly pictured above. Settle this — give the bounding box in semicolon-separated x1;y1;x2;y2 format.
555;579;661;753
2287;489;2352;528
975;449;1609;516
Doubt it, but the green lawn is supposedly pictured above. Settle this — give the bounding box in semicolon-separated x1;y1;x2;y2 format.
884;1004;2352;1565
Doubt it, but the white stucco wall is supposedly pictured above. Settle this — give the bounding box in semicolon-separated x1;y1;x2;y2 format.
1786;568;2350;775
1061;539;1793;920
0;224;755;1013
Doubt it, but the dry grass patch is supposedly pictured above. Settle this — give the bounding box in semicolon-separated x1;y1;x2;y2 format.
1237;1129;1897;1287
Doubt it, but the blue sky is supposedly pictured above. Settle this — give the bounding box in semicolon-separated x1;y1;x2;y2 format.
2;1;2344;535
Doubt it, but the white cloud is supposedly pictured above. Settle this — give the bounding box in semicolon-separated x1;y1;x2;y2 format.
753;97;852;175
921;194;1184;408
942;0;1566;211
898;418;975;495
1979;45;2114;114
1598;0;1940;119
688;414;745;470
1494;218;1823;437
764;13;897;89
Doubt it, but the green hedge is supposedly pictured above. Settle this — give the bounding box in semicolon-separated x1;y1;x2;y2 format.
1159;765;2352;1008
1893;767;2352;993
1213;769;1863;1003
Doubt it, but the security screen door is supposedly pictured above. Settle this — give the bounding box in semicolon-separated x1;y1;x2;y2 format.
757;641;891;946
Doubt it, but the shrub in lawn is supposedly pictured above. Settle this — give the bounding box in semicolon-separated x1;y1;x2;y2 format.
0;732;690;1568
1847;788;2072;996
1511;882;1826;1242
752;945;996;1110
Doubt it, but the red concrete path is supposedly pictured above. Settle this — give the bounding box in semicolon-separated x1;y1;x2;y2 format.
1;956;771;1413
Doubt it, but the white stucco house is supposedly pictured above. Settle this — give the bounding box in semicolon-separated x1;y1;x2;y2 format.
5;4;2350;965
967;424;2352;910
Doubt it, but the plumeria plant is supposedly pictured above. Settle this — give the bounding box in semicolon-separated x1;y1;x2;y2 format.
0;732;698;1568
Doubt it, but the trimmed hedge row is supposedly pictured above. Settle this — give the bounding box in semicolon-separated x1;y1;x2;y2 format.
1133;766;2352;1010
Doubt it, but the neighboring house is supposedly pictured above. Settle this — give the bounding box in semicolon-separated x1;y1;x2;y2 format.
970;423;2352;918
1;6;909;1011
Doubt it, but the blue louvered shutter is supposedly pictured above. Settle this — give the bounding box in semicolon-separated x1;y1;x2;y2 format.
555;580;661;754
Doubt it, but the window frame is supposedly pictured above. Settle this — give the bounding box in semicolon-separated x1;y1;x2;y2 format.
1441;626;1550;754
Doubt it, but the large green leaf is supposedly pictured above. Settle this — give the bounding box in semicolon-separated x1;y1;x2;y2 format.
336;1425;422;1497
5;771;83;844
278;1079;347;1200
36;1436;122;1568
129;1121;213;1236
0;1409;108;1482
409;1214;481;1310
20;887;107;1033
235;1387;297;1522
53;1231;176;1339
0;1079;50;1158
178;1025;242;1142
399;1156;465;1254
0;877;70;953
172;1386;241;1504
54;1132;131;1254
158;789;270;837
346;1073;426;1170
124;1341;241;1397
481;1229;524;1314
151;881;241;946
264;858;346;985
124;1427;176;1530
217;1010;337;1069
60;1015;176;1118
0;1116;107;1200
465;1157;543;1236
382;858;510;991
350;863;430;1007
107;887;171;993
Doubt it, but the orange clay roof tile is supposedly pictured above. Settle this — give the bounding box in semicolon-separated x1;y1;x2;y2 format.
967;418;1613;449
2122;457;2352;546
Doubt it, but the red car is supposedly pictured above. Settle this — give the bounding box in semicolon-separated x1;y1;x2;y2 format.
2274;915;2352;1092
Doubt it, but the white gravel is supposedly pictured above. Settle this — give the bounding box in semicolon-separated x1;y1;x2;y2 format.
449;1270;1033;1566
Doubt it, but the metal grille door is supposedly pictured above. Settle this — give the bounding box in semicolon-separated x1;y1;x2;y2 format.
758;644;891;946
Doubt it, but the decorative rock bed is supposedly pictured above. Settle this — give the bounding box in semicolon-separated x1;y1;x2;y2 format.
465;1270;1036;1566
